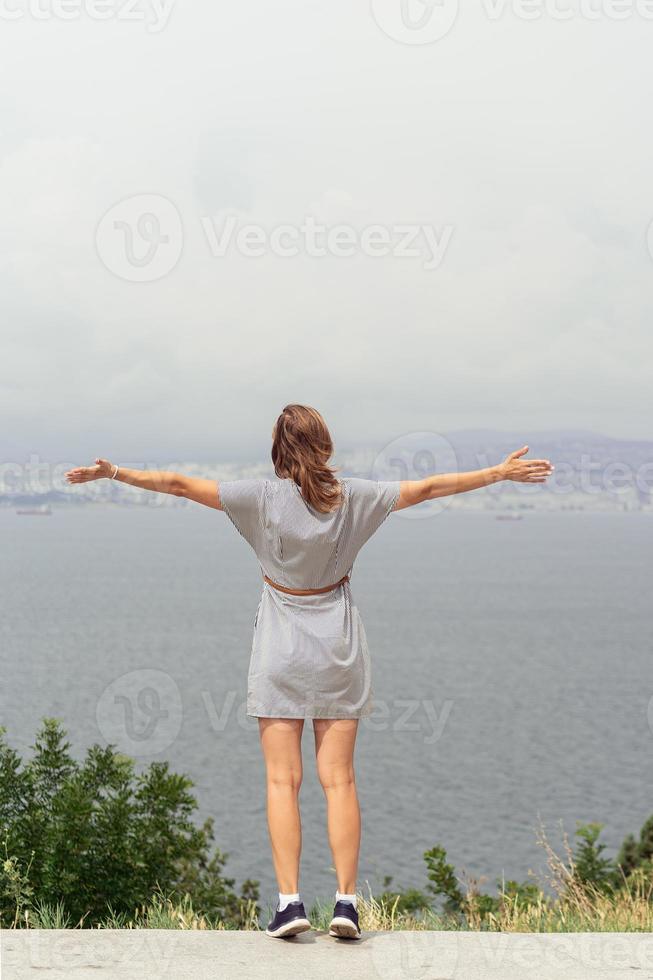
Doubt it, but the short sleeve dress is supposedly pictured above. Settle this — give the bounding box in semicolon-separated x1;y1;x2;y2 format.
218;476;401;719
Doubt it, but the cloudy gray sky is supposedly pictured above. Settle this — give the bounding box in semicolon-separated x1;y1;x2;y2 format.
2;1;652;465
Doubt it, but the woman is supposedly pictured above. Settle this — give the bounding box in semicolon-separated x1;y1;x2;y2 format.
65;404;553;940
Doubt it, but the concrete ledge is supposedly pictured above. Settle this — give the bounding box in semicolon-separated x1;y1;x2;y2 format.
2;929;653;980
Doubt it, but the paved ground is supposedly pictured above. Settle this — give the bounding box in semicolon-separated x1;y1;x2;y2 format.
2;929;653;980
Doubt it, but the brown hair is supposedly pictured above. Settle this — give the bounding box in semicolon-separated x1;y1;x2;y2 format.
271;404;342;513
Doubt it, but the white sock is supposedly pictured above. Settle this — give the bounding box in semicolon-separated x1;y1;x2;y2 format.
336;890;357;908
278;892;300;911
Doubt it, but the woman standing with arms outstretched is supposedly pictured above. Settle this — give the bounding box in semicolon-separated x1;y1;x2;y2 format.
65;405;552;940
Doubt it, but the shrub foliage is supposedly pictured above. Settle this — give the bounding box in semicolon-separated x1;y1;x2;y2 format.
0;720;258;928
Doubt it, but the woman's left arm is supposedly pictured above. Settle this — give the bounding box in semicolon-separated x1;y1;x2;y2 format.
65;458;222;510
394;445;553;511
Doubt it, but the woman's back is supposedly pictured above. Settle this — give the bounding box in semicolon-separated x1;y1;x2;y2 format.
219;476;400;590
216;476;400;719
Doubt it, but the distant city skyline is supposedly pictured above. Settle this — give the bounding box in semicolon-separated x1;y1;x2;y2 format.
2;429;652;515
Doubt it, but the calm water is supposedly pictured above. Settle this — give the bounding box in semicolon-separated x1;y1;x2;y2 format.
1;504;652;907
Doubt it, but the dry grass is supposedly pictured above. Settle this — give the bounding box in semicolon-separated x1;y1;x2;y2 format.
10;824;653;932
319;823;653;934
18;883;653;932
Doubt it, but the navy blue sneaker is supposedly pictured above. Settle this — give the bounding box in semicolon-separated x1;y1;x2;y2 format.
265;900;311;939
328;900;361;939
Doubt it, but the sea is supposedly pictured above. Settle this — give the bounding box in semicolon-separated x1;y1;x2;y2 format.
1;504;651;911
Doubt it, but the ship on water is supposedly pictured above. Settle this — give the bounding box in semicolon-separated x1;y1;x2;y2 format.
16;504;52;516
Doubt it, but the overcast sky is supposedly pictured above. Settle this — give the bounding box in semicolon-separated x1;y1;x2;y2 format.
2;1;652;466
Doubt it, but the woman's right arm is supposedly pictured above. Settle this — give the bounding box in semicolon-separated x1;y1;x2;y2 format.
65;458;222;510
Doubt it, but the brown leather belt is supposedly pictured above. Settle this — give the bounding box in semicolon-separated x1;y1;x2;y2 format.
263;573;350;596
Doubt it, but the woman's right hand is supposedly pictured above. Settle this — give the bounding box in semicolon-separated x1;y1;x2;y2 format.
498;446;553;483
65;457;115;484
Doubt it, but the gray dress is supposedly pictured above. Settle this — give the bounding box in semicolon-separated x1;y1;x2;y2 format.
218;477;401;719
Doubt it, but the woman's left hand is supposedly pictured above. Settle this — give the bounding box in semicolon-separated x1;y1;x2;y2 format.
498;446;554;483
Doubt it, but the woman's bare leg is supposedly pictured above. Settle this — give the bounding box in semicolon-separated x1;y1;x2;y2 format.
313;718;360;894
258;717;304;894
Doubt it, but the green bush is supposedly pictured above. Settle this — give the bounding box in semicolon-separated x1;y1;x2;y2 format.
617;815;653;884
572;822;615;893
416;819;653;926
0;720;258;928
